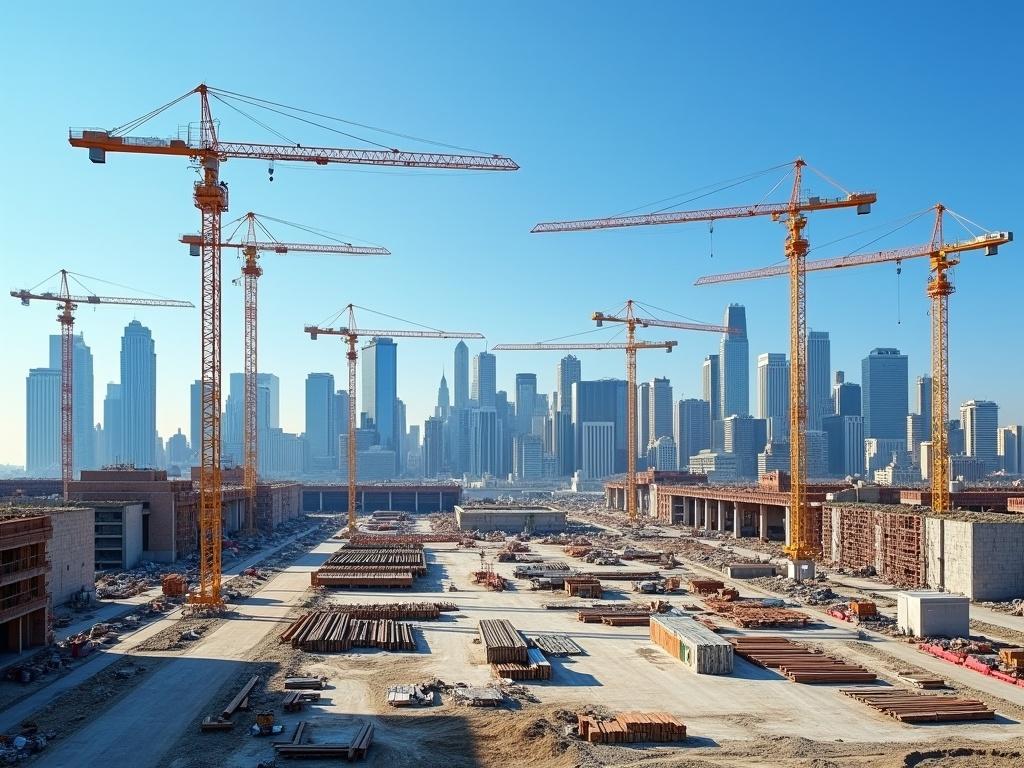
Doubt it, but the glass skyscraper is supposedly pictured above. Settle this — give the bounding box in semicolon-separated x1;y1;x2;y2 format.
720;304;749;419
119;320;156;468
861;348;908;440
362;337;398;451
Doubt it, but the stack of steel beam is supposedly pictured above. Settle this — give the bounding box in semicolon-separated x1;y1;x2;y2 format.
478;619;528;663
730;636;875;683
840;687;994;722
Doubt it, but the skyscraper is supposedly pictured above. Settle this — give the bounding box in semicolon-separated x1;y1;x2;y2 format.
702;354;721;450
720;304;749;419
435;373;450;418
256;372;280;429
756;353;789;440
472;351;496;408
104;383;123;466
49;333;94;473
304;372;336;467
673;398;710;471
362;337;398;452
189;380;201;461
573;379;628;473
807;330;830;430
649;377;673;443
580;422;615;479
423;416;443;477
722;414;767;479
822;414;865;477
637;382;650;456
862;348;908;440
515;373;537;435
469;407;501;477
998;425;1023;475
961;400;999;473
557;355;581;415
26;368;60;477
119;320;156;468
223;372;245;465
334;389;349;457
453;341;469;410
916;375;933;442
832;371;862;417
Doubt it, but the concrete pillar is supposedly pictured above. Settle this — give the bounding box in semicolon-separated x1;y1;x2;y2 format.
759;504;768;540
717;500;726;532
732;501;741;538
784;506;791;547
415;493;419;513
439;490;443;511
388;491;393;511
702;499;710;530
319;491;324;512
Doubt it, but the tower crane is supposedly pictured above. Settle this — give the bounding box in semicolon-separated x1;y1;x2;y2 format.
182;212;390;535
532;159;875;564
70;84;518;606
695;204;1012;515
11;270;193;499
305;305;483;531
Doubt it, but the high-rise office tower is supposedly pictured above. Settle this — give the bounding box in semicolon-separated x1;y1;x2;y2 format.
119;320;156;468
26;367;60;477
916;375;933;442
573;379;628;474
167;428;190;467
189;380;201;460
104;383;123;466
494;390;514;477
256;372;280;429
436;372;450;418
304;372;336;466
807;330;830;430
512;433;544;480
832;371;862;416
223;372;245;465
396;398;407;473
453;341;469;409
720;304;749;419
961;400;999;473
649;377;673;443
862;348;908;440
333;390;349;458
674;398;710;471
557;355;581;415
756;353;789;440
515;373;537;435
362;337;398;452
906;414;925;465
702;354;722;450
472;351;496;408
648;435;677;471
947;419;965;456
822;414;865;477
580;422;615;479
49;333;94;473
469;407;501;477
721;414;767;479
637;382;650;456
998;425;1023;475
423;416;443;477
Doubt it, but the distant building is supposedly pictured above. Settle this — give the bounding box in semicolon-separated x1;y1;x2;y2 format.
702;354;721;444
573;379;627;474
865;438;906;477
807;330;831;430
949;455;986;484
453;341;470;410
906;414;925;467
26;368;61;477
512;433;544;480
119;321;157;468
49;333;94;473
806;429;829;479
256;372;280;430
822;414;865;477
435;373;450;418
722;415;767;479
515;373;537;436
673;398;710;472
557;355;581;415
471;351;496;408
304;373;336;469
961;400;999;474
648;435;676;471
189;380;201;462
832;371;862;417
916;375;933;442
874;460;919;486
758;440;789;479
649;377;673;444
454;505;566;535
688;450;738;482
362;337;398;455
756;353;789;441
581;422;615;479
637;382;651;458
998;425;1023;475
166;429;189;468
720;304;749;419
862;348;908;440
469;407;501;477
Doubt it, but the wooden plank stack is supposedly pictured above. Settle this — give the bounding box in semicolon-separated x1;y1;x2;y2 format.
492;649;552;681
349;533;461;545
730;636;876;683
704;598;810;628
529;634;585;656
650;616;733;675
578;712;686;743
840;687;995;722
478;619;528;663
311;544;427;588
564;577;603;598
577;606;651;625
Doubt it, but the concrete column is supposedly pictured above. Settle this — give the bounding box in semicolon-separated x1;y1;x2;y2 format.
732;501;741;538
759;504;768;540
415;493;419;513
319;491;324;512
702;499;710;530
439;491;443;511
784;506;791;547
717;500;726;532
388;491;393;511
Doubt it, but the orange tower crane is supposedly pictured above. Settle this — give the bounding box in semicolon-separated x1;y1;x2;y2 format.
532;159;875;562
182;212;390;534
70;84;518;606
695;205;1012;515
11;270;193;498
306;305;484;531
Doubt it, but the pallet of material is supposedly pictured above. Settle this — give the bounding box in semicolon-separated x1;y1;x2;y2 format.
705;598;809;628
564;577;603;598
529;634;585;656
453;686;503;706
347;619;416;651
274;720;374;760
479;619;529;663
897;672;947;689
578;712;686;744
284;677;327;690
492;648;551;680
730;637;875;683
577;607;651;624
840;687;995;722
601;614;651;626
650;616;733;674
689;578;725;595
311;571;415;588
387;684;429;707
584;570;660;581
282;611;354;652
514;562;571;577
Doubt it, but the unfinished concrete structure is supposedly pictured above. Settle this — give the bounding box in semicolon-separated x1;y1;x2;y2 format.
301;483;462;514
455;505;567;534
46;506;95;605
822;503;1024;600
93;501;145;570
0;512;51;653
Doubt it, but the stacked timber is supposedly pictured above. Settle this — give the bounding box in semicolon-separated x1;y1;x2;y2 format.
578;712;686;744
311;543;427;588
478;619;528;663
704;598;809;628
840;687;994;722
529;634;585;656
280;611;416;652
492;648;552;680
577;606;652;625
650;616;733;675
564;577;603;599
731;637;875;683
301;602;456;621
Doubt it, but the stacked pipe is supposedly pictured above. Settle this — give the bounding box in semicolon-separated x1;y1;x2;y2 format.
306;602;456;620
280;611;416;652
478;619;528;663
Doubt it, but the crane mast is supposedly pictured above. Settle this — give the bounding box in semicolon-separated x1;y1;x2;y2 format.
306;305;484;531
71;83;517;606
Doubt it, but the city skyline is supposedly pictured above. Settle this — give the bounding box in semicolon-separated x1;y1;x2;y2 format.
2;5;1022;465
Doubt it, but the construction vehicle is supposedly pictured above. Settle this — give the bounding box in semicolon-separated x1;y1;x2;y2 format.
182;212;389;534
696;204;1011;515
495;299;730;522
70;84;517;606
305;304;483;531
10;270;193;498
532;159;875;565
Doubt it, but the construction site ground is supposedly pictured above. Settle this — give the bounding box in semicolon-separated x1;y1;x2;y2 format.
9;514;1024;767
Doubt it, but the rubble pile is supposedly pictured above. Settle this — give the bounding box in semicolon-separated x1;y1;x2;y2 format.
748;576;837;605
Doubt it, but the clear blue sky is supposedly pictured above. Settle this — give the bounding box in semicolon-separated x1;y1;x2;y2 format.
2;2;1021;466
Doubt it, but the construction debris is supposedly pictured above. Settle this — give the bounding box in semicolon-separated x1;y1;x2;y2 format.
840;687;995;723
284;677;328;690
282;690;321;712
897;672;948;689
452;686;503;706
386;684;433;707
704;598;810;628
689;578;725;595
564;577;603;598
730;637;876;683
577;711;687;743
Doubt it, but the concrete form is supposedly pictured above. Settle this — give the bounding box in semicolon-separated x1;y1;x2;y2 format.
454;505;567;534
823;503;1024;600
896;591;970;638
